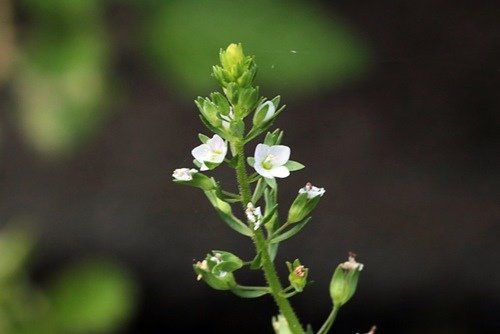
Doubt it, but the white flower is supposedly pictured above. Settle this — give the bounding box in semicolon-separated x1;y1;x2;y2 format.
172;168;198;181
195;260;208;281
299;182;325;199
191;134;227;171
340;252;364;272
245;202;263;230
253;143;290;179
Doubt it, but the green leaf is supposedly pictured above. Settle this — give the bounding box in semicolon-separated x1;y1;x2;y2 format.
198;133;210;143
250;251;262;269
199;114;225;139
269;218;311;244
247;157;255;167
268;242;279;262
245;116;279;143
192;159;202;169
231;287;269;298
204;161;221;170
251;178;266;203
262;204;278;226
174;172;217;191
204;190;253;237
227;155;239;168
264;176;277;190
284;160;305;171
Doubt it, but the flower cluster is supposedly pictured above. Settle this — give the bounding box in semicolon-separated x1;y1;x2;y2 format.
172;43;363;334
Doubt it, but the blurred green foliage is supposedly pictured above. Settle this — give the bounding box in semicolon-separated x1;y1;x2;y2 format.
145;0;368;97
48;261;136;334
0;225;137;334
5;0;368;158
13;0;109;158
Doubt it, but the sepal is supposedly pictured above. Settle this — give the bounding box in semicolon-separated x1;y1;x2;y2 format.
287;183;325;223
172;168;217;190
286;259;309;292
329;253;363;307
194;250;243;291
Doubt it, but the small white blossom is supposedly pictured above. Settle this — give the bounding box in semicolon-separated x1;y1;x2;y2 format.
191;134;227;171
245;202;263;230
299;182;325;199
172;168;198;181
253;143;290;179
340;252;364;272
195;260;208;281
256;101;275;122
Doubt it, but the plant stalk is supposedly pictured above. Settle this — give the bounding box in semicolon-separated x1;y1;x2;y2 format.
317;306;340;334
233;139;305;334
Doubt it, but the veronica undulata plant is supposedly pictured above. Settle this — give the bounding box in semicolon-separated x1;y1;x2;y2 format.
172;43;366;334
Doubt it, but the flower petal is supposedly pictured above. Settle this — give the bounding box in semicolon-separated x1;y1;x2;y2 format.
192;144;211;161
269;145;290;166
270;165;290;178
208;134;225;151
254;162;274;178
254;144;270;163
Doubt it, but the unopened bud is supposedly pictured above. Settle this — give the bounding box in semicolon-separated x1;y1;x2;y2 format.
220;43;244;73
253;101;276;126
286;259;308;292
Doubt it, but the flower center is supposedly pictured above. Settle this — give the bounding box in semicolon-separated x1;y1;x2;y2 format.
262;154;275;170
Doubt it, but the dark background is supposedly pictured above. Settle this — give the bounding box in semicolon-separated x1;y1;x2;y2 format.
0;0;499;333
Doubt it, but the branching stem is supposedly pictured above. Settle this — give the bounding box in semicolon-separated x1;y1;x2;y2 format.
233;139;305;334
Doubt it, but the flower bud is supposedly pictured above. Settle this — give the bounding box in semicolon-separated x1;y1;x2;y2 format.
286;259;308;292
213;43;256;88
245;202;263;230
220;43;245;74
253;101;276;126
195;97;222;128
237;87;259;118
287;183;325;223
329;252;363;307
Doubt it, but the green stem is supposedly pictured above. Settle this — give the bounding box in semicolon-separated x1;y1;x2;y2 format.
317;306;340;334
235;284;271;292
233;139;305;334
271;221;291;238
221;190;241;198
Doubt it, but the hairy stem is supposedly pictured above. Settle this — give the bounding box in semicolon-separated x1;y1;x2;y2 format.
234;139;305;334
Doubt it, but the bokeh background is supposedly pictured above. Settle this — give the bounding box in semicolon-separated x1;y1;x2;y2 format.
0;0;499;333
